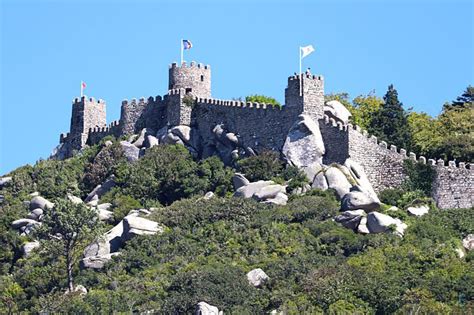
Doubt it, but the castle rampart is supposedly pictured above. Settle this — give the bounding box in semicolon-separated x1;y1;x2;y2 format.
57;61;472;209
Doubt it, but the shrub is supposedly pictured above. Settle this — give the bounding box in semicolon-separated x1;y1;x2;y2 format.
236;151;283;182
379;189;405;206
402;159;436;196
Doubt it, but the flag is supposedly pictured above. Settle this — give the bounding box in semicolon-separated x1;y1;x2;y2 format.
81;81;87;89
183;39;193;50
300;45;315;58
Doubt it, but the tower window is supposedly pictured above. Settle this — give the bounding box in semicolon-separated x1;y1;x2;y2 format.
186;88;192;94
200;75;204;82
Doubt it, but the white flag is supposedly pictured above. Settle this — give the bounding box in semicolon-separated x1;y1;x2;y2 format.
300;45;315;58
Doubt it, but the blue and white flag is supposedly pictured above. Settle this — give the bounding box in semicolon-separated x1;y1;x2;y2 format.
183;39;193;50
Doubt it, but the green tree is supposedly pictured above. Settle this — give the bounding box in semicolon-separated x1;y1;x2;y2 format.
351;94;383;129
245;94;281;107
445;85;474;110
369;85;412;150
37;199;101;291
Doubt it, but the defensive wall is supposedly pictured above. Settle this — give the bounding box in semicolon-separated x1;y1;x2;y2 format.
58;61;473;209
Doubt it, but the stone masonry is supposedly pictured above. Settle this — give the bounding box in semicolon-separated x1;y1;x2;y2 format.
57;61;473;209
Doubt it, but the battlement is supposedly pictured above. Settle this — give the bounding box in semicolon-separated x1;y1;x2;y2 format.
288;73;324;82
73;96;106;105
321;114;472;170
196;97;282;110
169;61;210;69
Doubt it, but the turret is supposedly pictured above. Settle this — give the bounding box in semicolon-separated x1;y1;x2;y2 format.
284;73;324;121
69;96;106;149
168;61;211;98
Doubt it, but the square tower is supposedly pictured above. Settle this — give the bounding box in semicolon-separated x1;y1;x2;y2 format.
284;74;324;121
69;96;106;149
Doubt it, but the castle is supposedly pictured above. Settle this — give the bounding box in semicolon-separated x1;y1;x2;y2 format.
57;61;473;209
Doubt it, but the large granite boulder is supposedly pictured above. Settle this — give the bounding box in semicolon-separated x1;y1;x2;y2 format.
122;216;163;241
83;214;128;258
366;212;406;236
324;166;352;199
234;180;275;199
132;128;148;148
324;100;352;124
232;173;250;190
27;208;43;220
335;210;366;230
0;177;12;189
462;234;474;251
263;192;288;206
12;218;39;230
253;185;286;201
341;189;380;211
247;268;269;287
312;171;329;190
81;252;120;269
84;176;116;202
67;194;83;205
195;302;220;315
282;114;325;168
145;135;159;149
407;205;429;217
344;159;379;202
29;196;54;211
22;241;40;257
120;141;140;162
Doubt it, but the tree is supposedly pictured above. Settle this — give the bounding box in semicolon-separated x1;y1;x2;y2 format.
407;111;441;157
351;94;383;129
445;85;474;110
37;199;101;291
369;85;412;150
245;94;281;107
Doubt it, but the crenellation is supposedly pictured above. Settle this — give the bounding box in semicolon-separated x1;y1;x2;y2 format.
58;61;472;209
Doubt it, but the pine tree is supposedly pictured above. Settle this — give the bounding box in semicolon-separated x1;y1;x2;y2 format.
368;85;412;150
444;85;474;110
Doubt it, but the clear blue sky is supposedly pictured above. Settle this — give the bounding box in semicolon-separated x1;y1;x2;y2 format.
1;0;473;175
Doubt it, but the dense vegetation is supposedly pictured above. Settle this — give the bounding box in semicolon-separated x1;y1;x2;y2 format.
0;141;472;314
0;86;472;313
326;85;474;162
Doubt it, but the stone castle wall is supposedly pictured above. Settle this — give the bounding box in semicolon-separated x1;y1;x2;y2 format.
58;63;472;209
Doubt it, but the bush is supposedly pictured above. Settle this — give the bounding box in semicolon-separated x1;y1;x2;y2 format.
402;160;436;196
236;151;283;182
379;189;405;206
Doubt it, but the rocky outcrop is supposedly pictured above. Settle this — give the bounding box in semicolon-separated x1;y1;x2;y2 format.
120;141;140;162
232;173;250;190
84;176;116;202
407;205;429;217
324;100;352;125
29;196;54;211
366;212;407;236
344;159;379;203
335;210;366;230
67;194;83;205
81;252;121;269
0;177;12;189
195;302;220;315
246;268;269;287
122;216;163;241
233;175;288;206
282;114;325;168
462;234;474;251
341;188;380;211
324;166;352;199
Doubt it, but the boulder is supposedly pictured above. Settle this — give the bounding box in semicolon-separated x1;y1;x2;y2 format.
98;209;114;221
282;114;325;168
366;212;400;234
357;217;370;234
456;248;465;258
29;196;54;211
97;203;112;211
22;241;40;257
343;159;379;202
29;191;40;197
388;206;399;211
170;125;192;143
195;302;220;315
232;173;250;190
335;210;366;230
12;218;38;229
462;234;474;251
225;132;239;145
67;194;83;204
73;285;88;295
84;176;116;202
0;176;12;189
83;215;128;258
324;167;352;199
263;192;288;206
21;221;42;235
324;100;352;124
120;141;140;162
145;135;159;148
27;208;43;220
132;128;148;148
204;192;215;200
247;268;269;287
81;252;120;269
104;140;113;147
253;185;286;201
395;221;408;237
302;162;323;183
312;171;329;190
122;216;163;241
341;189;380;211
407;205;429;217
234;180;274;199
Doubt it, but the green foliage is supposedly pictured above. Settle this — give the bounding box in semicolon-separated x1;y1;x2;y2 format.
236;151;284;182
379;188;405;206
182;94;195;107
101;190;142;223
368;84;412;150
350;94;383;129
245;94;281;107
0;275;25;314
402;159;436;196
37;199;102;290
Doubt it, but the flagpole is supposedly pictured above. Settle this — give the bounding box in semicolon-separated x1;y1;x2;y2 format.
180;39;183;65
80;81;83;98
299;47;302;96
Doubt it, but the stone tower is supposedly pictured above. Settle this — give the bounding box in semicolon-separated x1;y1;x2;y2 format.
168;61;211;98
284;74;325;121
69;96;106;150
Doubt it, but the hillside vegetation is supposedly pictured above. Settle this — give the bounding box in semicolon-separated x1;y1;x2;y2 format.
0;141;472;314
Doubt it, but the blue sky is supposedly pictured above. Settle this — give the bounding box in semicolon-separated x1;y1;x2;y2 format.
1;0;473;175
